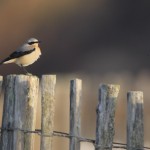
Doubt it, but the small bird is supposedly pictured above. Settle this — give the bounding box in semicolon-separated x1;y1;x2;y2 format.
0;38;41;74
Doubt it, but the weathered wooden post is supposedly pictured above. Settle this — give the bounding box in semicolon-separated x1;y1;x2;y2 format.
0;76;3;93
95;84;120;150
127;91;144;150
1;75;39;150
69;79;82;150
40;75;56;150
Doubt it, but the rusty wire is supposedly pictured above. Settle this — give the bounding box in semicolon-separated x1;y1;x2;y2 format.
0;127;149;149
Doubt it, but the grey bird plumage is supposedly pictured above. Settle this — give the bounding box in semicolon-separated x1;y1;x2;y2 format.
0;38;41;74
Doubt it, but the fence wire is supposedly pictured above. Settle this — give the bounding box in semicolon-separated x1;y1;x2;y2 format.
0;127;149;150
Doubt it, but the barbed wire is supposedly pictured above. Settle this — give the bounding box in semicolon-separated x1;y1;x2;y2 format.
0;127;149;149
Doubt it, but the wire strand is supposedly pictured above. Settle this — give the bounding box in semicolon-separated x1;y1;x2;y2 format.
0;127;149;149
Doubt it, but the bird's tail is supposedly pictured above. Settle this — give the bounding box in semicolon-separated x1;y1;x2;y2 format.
0;57;15;65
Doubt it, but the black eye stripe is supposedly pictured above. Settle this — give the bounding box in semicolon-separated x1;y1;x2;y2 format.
28;41;39;45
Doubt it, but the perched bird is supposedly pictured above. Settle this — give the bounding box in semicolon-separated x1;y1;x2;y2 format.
0;38;41;74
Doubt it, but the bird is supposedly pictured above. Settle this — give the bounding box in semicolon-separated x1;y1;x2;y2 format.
0;38;41;75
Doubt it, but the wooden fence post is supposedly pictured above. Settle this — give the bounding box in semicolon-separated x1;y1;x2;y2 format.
70;79;82;150
40;75;56;150
127;91;144;150
1;75;39;150
95;84;120;150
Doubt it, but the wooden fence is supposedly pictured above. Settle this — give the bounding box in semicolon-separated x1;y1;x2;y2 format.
0;74;147;150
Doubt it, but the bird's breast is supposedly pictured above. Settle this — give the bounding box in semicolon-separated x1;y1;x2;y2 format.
15;48;41;67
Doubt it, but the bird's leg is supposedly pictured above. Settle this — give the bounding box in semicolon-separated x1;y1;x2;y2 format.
21;65;32;75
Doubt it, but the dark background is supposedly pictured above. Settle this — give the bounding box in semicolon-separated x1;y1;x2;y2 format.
0;0;150;75
0;1;150;149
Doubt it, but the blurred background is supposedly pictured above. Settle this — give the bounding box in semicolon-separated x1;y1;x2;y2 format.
0;0;150;149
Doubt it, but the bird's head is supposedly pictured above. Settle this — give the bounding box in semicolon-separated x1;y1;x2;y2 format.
27;38;41;46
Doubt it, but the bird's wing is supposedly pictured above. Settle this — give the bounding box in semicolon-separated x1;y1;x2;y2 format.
0;48;35;64
10;48;35;58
